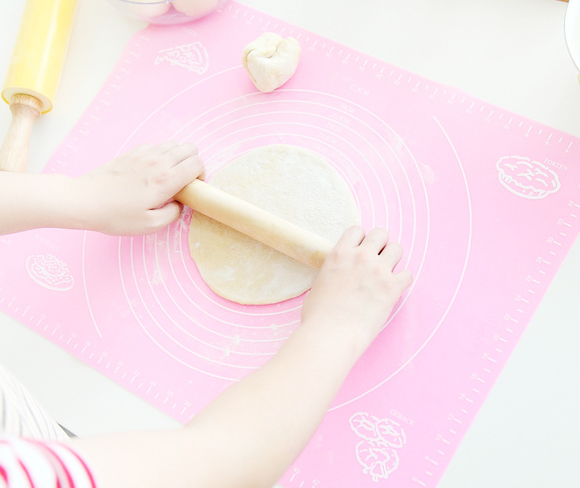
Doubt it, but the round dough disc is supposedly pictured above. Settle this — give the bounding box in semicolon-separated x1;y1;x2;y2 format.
189;144;359;305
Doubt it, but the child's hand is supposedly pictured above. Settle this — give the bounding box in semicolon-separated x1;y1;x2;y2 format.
75;141;204;235
68;226;411;488
301;226;412;354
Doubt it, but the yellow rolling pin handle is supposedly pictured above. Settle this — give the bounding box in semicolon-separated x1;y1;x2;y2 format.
0;0;77;172
176;180;335;269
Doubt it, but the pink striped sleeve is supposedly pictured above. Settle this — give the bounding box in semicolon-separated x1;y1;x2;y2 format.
0;436;97;488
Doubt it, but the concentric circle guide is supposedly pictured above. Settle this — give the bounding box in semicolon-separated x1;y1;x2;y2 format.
83;81;460;402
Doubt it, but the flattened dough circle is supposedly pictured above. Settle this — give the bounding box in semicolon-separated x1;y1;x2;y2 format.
189;144;359;305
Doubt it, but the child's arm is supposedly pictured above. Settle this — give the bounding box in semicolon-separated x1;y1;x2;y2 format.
70;226;412;488
0;141;203;236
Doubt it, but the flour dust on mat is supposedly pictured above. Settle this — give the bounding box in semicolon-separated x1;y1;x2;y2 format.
188;144;360;305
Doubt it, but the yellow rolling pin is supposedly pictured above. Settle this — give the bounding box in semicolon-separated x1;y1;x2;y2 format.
0;0;77;172
176;180;335;269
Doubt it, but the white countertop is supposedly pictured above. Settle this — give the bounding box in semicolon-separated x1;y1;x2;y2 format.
1;0;580;486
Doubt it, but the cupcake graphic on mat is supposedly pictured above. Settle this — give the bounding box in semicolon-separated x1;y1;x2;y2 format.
496;155;561;199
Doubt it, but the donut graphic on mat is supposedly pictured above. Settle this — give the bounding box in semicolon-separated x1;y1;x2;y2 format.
26;254;74;291
350;412;406;481
496;155;561;199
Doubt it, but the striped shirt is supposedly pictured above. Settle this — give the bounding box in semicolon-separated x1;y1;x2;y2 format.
0;366;69;442
0;436;96;487
0;366;95;486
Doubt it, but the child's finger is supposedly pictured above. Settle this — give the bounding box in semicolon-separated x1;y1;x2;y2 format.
130;143;153;155
146;201;183;233
360;227;389;254
169;155;205;193
380;241;404;269
166;143;199;166
154;140;179;155
396;269;414;287
334;226;365;250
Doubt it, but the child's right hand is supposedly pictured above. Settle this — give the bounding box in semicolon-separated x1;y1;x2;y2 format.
66;233;411;488
301;226;412;355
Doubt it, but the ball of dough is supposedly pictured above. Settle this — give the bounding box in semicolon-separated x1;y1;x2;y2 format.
242;32;301;93
172;0;220;18
189;145;359;305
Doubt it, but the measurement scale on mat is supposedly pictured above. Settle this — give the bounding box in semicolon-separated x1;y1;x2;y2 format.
411;203;580;486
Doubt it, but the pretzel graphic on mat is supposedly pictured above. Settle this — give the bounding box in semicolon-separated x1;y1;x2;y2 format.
349;412;406;481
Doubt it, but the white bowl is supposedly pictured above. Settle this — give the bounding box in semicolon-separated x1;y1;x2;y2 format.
565;0;580;74
107;0;230;25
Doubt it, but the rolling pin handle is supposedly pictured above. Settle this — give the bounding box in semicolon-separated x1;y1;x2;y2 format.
0;94;43;172
0;94;42;172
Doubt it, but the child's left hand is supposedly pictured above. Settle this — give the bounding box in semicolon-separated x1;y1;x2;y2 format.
75;141;204;235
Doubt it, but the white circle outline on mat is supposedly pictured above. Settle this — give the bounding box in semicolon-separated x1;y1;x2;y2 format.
329;116;473;411
83;83;432;381
80;70;476;395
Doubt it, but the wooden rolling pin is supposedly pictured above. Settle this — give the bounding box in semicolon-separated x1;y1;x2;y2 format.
175;179;335;269
0;0;78;172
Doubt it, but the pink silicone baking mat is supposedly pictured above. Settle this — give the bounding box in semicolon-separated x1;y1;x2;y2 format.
1;3;580;486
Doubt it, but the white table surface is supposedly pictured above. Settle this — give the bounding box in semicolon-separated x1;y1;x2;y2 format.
1;0;580;486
